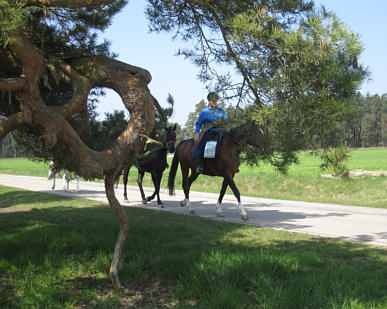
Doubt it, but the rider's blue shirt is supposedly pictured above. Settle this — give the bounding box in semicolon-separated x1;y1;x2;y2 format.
195;106;228;133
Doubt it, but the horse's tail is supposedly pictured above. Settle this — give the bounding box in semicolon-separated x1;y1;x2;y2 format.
168;143;181;196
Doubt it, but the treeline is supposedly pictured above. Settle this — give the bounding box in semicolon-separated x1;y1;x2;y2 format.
0;133;26;158
179;93;387;149
339;93;386;148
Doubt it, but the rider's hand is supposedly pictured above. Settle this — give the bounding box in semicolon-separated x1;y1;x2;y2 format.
194;133;199;144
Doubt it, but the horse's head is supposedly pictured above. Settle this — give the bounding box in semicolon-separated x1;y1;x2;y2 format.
229;121;266;148
164;124;177;153
245;121;266;147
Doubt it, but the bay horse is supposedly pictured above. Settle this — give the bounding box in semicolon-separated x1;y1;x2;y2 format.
168;122;265;220
120;124;177;207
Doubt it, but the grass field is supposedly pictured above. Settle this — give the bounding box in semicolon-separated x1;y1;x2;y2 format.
0;186;386;308
0;148;386;208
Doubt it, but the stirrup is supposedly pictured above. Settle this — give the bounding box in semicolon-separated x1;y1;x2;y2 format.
196;165;203;174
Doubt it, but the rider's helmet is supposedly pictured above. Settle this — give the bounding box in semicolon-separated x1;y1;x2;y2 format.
207;92;219;102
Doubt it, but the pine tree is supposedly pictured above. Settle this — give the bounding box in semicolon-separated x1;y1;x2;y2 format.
147;0;368;172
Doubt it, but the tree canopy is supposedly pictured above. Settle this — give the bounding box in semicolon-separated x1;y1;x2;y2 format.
147;0;368;170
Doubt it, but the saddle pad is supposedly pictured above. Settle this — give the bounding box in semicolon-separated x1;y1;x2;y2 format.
204;140;217;158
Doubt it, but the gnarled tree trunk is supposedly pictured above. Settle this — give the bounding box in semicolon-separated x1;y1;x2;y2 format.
0;28;155;287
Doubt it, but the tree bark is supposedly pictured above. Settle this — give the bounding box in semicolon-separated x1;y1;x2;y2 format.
105;169;128;289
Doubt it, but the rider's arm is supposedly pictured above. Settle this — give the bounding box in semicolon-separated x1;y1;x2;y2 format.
217;107;228;121
195;110;206;133
222;111;228;121
194;110;206;143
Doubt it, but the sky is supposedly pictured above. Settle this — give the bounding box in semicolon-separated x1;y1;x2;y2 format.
97;0;387;126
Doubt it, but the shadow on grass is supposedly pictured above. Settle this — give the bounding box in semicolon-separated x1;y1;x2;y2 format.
0;191;386;308
0;189;73;208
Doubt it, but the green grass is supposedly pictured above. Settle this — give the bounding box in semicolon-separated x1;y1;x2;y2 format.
0;186;386;308
0;147;386;208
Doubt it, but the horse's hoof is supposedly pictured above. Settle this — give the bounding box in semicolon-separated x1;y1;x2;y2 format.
158;203;164;208
146;197;153;202
217;212;224;217
241;215;249;221
142;199;147;205
180;200;187;207
124;198;128;202
189;210;196;215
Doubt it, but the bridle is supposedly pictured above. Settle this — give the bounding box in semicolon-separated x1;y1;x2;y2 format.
164;130;176;146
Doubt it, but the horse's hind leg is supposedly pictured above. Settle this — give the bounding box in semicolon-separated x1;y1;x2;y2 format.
137;170;147;204
180;165;190;207
181;170;198;215
227;176;248;221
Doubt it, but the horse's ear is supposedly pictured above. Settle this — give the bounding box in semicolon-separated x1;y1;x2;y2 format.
173;123;177;131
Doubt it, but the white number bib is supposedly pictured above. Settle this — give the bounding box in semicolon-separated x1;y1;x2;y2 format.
204;141;217;158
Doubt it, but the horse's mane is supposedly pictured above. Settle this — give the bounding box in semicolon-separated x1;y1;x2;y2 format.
224;123;248;139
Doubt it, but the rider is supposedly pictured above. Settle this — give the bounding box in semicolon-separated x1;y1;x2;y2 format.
193;92;228;174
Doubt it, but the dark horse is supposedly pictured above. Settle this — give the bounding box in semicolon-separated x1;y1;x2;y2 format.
120;124;176;207
168;122;265;220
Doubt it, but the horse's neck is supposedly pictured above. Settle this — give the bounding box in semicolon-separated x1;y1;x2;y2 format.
160;146;167;157
151;145;167;161
222;124;253;155
226;129;244;150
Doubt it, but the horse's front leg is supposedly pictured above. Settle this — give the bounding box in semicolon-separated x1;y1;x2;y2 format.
215;178;229;217
137;169;147;204
147;171;164;208
51;174;56;190
226;175;248;221
75;175;80;193
62;172;69;192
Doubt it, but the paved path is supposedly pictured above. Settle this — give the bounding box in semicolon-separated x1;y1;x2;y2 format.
0;174;386;247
